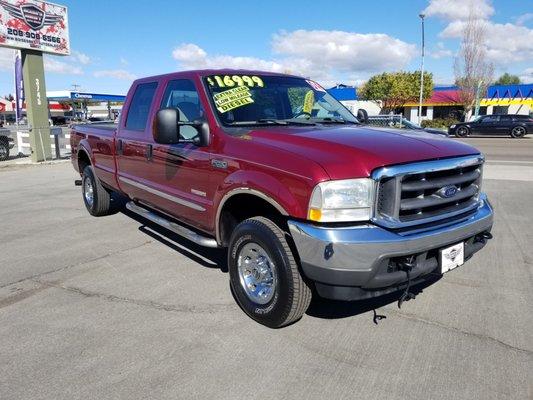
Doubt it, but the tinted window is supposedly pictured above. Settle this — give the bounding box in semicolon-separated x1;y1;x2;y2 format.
161;79;204;139
126;82;158;131
481;116;499;123
500;115;512;121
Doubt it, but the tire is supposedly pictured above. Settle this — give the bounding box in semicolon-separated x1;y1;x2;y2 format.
228;217;312;328
82;165;112;216
455;126;470;137
510;126;526;138
0;140;9;161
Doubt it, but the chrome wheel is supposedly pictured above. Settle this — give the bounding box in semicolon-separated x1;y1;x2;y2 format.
84;178;94;207
237;242;277;305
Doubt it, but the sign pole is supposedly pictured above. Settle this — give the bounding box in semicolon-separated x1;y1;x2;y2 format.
21;49;52;162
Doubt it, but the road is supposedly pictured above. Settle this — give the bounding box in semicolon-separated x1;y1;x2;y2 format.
0;138;531;400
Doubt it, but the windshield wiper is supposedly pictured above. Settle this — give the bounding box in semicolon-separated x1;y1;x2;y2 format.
312;117;358;124
228;118;316;126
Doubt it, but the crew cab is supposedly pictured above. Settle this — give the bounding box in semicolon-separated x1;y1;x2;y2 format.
71;70;494;328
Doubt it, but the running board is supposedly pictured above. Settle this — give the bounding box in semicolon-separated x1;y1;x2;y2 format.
126;202;218;248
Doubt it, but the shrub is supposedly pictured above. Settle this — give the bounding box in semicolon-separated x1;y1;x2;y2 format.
421;118;459;129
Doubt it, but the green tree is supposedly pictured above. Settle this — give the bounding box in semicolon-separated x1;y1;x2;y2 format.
358;71;433;113
494;73;521;85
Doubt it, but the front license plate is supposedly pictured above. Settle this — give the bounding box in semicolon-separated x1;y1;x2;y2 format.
440;242;464;273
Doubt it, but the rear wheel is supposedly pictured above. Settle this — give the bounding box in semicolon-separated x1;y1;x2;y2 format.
0;140;9;161
228;217;312;328
82;165;111;216
510;126;526;138
455;126;470;137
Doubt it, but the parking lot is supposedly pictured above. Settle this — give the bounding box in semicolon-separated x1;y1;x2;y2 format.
0;137;532;399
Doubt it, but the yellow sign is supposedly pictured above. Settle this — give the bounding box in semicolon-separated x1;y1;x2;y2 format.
213;86;254;113
207;75;264;88
303;90;315;114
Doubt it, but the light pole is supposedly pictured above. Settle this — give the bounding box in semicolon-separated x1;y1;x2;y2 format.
418;13;425;125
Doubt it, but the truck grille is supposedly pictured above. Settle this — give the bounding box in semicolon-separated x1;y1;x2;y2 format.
373;155;484;229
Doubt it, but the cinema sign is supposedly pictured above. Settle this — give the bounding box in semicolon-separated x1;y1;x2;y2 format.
0;0;70;55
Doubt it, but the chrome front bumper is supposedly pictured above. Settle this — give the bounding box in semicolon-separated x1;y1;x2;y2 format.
288;194;494;300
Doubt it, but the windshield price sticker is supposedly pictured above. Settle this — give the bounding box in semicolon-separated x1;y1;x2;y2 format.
306;80;326;92
207;75;264;88
213;86;254;113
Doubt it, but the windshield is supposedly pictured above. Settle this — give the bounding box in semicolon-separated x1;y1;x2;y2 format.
203;74;358;126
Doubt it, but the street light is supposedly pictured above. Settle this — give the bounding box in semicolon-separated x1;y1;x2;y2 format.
418;13;425;125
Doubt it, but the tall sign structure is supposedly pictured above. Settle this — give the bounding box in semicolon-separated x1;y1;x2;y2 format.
0;0;70;162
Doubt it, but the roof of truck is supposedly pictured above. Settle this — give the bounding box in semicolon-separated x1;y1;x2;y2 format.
133;69;305;82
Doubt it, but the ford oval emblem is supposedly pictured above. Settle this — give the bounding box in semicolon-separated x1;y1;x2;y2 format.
438;185;459;198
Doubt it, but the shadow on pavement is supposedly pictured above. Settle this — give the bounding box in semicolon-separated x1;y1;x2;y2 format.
306;276;441;321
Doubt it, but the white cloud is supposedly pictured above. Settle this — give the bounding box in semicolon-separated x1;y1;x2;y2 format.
44;57;84;75
71;50;91;65
120;57;129;66
516;13;533;26
422;0;494;21
93;69;137;80
519;68;533;83
429;42;453;59
0;48;14;71
441;20;533;65
172;30;416;84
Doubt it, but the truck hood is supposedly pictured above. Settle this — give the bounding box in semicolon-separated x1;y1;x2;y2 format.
248;125;480;180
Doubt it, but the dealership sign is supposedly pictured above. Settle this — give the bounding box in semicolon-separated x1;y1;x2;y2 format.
0;0;70;55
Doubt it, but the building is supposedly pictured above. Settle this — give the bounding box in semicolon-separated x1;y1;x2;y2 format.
328;83;533;122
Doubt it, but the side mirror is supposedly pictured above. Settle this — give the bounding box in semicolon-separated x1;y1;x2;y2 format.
154;108;180;144
357;108;368;124
153;108;210;147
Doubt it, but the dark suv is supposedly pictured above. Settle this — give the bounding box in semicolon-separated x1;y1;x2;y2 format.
449;114;533;138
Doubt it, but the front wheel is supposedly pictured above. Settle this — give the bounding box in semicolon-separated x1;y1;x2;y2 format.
455;126;470;137
228;217;312;328
510;126;526;138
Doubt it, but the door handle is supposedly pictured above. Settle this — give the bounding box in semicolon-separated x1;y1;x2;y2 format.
117;139;123;155
146;144;153;161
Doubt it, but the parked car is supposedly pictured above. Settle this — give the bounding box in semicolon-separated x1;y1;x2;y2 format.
71;70;493;328
366;115;449;137
0;129;15;161
449;114;533;138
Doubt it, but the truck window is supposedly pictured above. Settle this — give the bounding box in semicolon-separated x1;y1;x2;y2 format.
125;82;158;131
160;79;204;140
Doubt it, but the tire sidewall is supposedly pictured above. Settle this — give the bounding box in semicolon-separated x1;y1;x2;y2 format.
511;126;525;138
0;141;9;161
456;126;469;137
82;166;97;214
228;221;293;327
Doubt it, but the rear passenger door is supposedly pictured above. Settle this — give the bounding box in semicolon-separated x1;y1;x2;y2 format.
116;81;159;202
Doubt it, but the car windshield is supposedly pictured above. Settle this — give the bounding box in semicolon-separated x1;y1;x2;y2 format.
203;74;358;126
400;120;422;129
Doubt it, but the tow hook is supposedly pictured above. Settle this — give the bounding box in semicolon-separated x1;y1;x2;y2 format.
474;231;493;244
397;255;417;309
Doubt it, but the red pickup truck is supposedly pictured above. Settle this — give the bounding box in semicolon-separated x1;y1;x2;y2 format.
71;70;493;328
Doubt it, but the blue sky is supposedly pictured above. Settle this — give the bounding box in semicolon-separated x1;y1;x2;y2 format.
0;0;532;96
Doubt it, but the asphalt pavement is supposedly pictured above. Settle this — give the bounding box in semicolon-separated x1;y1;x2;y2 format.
0;137;532;400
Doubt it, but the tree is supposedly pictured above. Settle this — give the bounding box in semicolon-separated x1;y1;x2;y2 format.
494;73;521;85
358;71;433;113
3;94;14;101
454;12;494;117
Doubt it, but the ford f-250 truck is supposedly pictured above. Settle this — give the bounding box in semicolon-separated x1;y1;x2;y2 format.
71;70;493;328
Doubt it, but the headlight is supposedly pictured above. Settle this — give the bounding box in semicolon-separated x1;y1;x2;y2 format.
450;124;456;129
308;178;374;222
